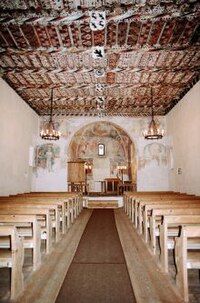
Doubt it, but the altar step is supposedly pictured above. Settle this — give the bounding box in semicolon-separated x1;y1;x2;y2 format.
87;192;118;197
87;200;119;209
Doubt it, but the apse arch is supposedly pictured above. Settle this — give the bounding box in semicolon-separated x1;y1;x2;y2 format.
68;121;137;192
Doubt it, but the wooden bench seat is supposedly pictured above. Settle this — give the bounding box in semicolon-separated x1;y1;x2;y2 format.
144;204;200;248
18;193;83;218
13;197;70;234
15;192;83;216
0;225;24;300
0;201;61;242
0;249;13;265
125;193;199;228
0;207;52;254
167;237;200;249
187;251;200;268
1;195;82;234
0;214;41;271
124;192;163;214
159;215;200;273
136;197;200;230
175;225;200;302
0;237;38;247
25;193;84;227
0;192;83;301
135;201;200;239
123;192;200;302
123;192;194;216
0;194;83;256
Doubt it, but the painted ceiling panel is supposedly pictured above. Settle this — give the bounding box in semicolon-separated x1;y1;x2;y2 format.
0;0;199;116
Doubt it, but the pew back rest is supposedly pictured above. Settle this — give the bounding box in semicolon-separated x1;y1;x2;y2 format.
0;225;19;251
164;215;200;225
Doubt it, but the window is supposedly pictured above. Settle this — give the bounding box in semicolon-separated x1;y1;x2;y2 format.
98;143;105;156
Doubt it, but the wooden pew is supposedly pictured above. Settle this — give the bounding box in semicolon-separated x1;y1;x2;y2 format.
123;192;200;302
0;200;61;242
17;191;83;213
19;195;81;230
123;191;175;215
0;193;83;254
0;207;52;254
0;214;41;271
175;225;200;302
124;192;196;227
135;197;200;233
159;214;200;273
11;193;83;229
15;196;72;234
123;193;200;238
0;192;83;301
0;225;24;300
124;192;200;244
143;201;200;245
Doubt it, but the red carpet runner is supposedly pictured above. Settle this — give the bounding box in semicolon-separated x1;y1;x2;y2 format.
56;209;136;303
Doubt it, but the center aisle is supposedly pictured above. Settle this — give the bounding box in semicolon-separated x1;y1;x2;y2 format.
56;209;136;303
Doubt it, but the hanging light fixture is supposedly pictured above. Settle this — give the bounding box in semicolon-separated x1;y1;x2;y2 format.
143;87;164;140
40;88;61;140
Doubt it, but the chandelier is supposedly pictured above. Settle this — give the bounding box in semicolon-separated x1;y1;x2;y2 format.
143;88;164;140
40;88;61;140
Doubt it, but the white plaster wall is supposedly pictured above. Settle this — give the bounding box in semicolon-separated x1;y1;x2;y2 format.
137;136;170;191
166;81;200;195
32;115;170;192
0;78;39;195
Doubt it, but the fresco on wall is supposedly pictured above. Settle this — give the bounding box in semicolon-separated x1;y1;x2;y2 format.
35;143;60;172
69;122;136;188
169;146;174;170
138;142;168;170
60;120;73;138
70;122;129;163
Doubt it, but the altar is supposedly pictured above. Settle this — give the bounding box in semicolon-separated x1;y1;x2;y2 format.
104;178;121;195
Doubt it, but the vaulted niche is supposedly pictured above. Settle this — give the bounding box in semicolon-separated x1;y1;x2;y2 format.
68;121;136;193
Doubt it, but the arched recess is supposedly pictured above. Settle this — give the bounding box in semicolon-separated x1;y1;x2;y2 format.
68;121;137;192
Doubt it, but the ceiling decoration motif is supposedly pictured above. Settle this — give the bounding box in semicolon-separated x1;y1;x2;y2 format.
0;0;199;117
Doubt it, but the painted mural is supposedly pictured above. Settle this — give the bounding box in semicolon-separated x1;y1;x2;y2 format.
69;121;136;190
35;143;60;172
138;142;169;169
70;122;130;165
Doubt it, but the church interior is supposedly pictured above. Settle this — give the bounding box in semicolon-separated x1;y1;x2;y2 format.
0;1;200;302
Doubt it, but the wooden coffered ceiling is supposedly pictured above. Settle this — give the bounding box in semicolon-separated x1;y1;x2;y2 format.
0;0;199;117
